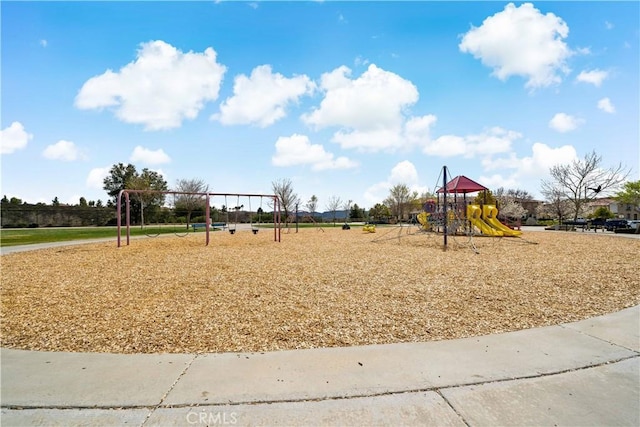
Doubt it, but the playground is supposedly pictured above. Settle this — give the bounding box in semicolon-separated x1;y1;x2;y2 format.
1;226;638;354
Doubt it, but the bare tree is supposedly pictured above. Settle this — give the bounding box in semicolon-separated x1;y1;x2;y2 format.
173;178;209;229
541;151;629;222
325;195;342;226
342;199;353;223
305;195;318;217
272;178;299;226
536;192;573;224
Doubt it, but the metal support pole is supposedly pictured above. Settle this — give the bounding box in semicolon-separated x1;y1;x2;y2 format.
205;195;211;246
443;165;448;250
117;190;122;248
125;192;131;246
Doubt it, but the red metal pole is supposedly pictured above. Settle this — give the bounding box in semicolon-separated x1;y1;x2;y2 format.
117;190;122;247
277;197;281;242
125;192;131;246
205;195;210;246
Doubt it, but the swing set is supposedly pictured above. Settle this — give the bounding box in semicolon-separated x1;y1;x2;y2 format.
117;190;281;247
140;194;192;238
223;195;264;235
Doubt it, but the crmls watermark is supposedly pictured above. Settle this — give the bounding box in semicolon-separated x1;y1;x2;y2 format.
186;410;238;425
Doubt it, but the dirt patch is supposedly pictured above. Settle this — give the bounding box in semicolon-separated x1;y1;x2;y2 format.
1;228;638;353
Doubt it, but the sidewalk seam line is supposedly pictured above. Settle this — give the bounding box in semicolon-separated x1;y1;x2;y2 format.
559;323;640;353
139;354;199;427
435;389;471;427
7;354;635;411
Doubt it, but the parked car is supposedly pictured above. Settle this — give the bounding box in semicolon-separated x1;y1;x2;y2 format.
627;220;640;229
605;219;630;231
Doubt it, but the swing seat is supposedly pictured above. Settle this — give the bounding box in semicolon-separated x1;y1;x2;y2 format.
229;229;236;235
252;228;259;234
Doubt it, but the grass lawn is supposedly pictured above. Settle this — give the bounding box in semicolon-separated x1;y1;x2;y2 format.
0;222;369;247
0;225;192;247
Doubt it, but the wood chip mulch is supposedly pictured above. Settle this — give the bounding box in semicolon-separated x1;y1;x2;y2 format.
1;228;638;354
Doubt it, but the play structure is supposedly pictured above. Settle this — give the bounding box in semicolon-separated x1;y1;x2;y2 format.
418;168;522;241
116;190;281;247
375;166;523;251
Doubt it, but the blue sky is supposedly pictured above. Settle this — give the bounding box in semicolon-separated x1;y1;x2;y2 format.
2;1;638;210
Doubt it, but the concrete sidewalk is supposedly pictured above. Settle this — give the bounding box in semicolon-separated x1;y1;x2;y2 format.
1;305;638;426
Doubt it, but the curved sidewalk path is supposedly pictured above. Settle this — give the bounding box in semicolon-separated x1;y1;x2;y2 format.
1;306;638;426
1;231;638;425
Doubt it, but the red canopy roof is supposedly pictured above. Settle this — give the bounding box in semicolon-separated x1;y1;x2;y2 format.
436;175;488;194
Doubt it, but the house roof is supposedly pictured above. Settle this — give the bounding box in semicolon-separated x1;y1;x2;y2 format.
436;175;488;194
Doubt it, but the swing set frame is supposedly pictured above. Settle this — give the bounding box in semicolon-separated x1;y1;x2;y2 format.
116;190;281;247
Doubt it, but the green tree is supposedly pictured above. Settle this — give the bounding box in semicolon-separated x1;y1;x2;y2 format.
79;197;88;207
1;195;8;204
615;180;640;228
369;203;391;222
103;163;167;224
384;184;418;221
591;206;614;219
350;203;364;220
473;189;496;206
541;151;629;222
103;163;138;203
615;180;640;207
130;169;168;225
51;197;60;206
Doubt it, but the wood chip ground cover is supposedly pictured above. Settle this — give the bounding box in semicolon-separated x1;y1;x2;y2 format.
1;228;638;354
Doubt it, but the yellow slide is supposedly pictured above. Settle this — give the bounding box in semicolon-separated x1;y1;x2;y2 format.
482;205;522;236
467;205;503;236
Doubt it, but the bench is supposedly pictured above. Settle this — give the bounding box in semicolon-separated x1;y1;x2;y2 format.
191;222;226;231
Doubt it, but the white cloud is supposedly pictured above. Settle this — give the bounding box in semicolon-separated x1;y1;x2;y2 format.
549;112;584;133
404;115;438;146
302;64;430;152
75;40;226;130
271;134;357;171
130;145;171;165
213;65;315;127
576;69;608;87
459;2;572;89
303;64;418;131
42;140;82;161
478;174;520;191
423;127;521;158
389;160;419;185
597;97;616;113
1;122;33;154
364;160;428;205
605;21;614;30
331;128;405;152
480;142;578;195
86;167;110;189
39;39;48;47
